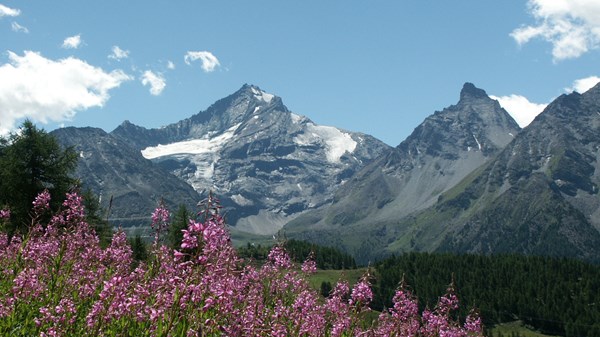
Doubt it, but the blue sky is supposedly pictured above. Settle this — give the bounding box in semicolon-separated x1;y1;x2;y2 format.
1;1;599;146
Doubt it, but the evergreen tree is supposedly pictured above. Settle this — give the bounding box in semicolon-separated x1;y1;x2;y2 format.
320;281;332;298
168;204;191;249
0;120;77;234
129;235;149;267
81;188;113;247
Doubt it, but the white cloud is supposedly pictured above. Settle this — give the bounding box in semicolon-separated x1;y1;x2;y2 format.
491;94;548;128
0;50;132;135
11;21;28;33
511;0;600;61
140;70;166;96
184;51;220;72
167;60;175;70
108;46;129;60
565;76;600;93
0;4;20;17
62;34;82;49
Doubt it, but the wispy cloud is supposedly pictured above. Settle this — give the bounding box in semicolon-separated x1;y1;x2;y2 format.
108;46;129;61
0;4;20;17
167;60;175;70
511;0;600;61
565;76;600;93
11;21;28;33
491;94;548;128
0;51;132;135
141;70;166;96
62;34;82;49
184;51;220;72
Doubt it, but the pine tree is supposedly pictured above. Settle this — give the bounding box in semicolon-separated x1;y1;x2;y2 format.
0;120;78;234
168;204;192;249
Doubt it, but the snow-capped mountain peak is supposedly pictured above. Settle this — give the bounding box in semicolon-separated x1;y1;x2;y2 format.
110;84;391;234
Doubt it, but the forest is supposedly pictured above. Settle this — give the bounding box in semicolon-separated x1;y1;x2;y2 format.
372;252;600;337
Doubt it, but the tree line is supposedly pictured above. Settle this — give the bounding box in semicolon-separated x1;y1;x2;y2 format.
238;239;357;270
0;121;112;245
372;252;600;337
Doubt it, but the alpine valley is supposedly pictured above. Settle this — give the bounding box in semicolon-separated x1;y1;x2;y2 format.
52;82;600;264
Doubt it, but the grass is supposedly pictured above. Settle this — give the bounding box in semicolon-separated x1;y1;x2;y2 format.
308;268;367;292
489;321;560;337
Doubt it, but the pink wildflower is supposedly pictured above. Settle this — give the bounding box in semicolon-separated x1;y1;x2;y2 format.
32;190;51;215
267;245;292;269
0;208;10;220
301;253;317;274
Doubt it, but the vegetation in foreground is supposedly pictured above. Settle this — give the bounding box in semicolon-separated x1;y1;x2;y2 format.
0;190;482;336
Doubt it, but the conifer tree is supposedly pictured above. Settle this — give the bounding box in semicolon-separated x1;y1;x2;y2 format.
0;120;78;234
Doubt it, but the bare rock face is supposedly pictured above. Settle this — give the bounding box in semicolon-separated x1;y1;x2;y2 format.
286;82;600;265
285;83;522;263
51;127;201;228
109;84;391;234
435;83;600;263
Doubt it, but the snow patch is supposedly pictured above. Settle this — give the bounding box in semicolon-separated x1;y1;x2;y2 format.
293;123;357;163
253;106;260;114
251;87;274;103
290;113;304;124
472;134;482;151
231;194;253;206
141;124;240;182
141;123;240;159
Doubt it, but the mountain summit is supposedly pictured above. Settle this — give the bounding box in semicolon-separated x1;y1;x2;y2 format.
111;85;391;234
285;82;521;263
435;82;600;262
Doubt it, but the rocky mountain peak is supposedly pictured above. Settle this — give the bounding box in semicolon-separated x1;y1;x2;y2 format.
459;82;489;101
232;84;287;111
108;84;392;235
397;83;519;160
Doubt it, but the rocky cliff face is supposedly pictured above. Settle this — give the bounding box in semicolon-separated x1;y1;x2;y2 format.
51;127;200;229
435;83;600;262
285;83;522;263
110;84;391;234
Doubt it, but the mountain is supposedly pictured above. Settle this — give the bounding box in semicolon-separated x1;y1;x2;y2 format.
110;84;391;235
285;82;600;264
52;127;201;230
434;83;600;262
285;83;522;263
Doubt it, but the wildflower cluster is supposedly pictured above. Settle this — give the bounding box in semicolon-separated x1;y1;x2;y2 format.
0;191;483;336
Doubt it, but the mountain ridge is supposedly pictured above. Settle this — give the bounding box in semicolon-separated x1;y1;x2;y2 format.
285;83;520;249
284;82;600;264
51;82;600;265
69;84;391;235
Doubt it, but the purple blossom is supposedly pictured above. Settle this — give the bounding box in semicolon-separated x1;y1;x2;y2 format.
267;245;292;269
301;253;317;274
350;276;373;307
0;191;483;336
0;208;10;220
151;203;170;242
32;190;51;215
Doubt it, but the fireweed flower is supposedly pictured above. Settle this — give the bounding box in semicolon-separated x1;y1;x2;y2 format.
267;244;292;269
0;192;483;336
151;203;170;242
32;190;51;215
301;253;317;274
0;208;10;220
350;275;373;307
